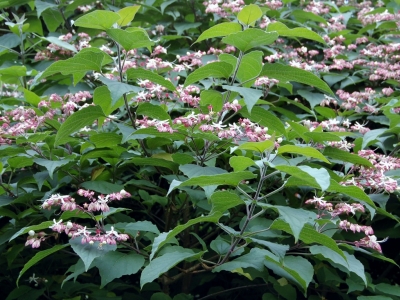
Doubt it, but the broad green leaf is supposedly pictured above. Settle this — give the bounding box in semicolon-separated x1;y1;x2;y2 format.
237;140;274;153
196;22;242;44
214;248;270;273
173;171;256;189
344;252;367;286
258;204;316;242
23;89;41;106
130;127;185;140
297;90;326;109
9;221;54;241
80;181;124;194
328;180;376;209
264;254;313;294
267;22;326;44
33;158;71;179
74;10;121;30
248;238;289;260
222;29;278;52
260;63;334;96
94;251;144;288
54;105;105;147
7;157;34;169
303;132;342;143
130;157;178;172
98;77;142;107
375;283;400;297
174;22;202;36
117;6;140;26
200;90;223;112
184;62;233;87
236;51;263;87
323;147;373;167
310;245;349;272
229;156;256;172
179;165;226;178
93;85;124;116
121;221;160;235
106;28;155;51
126;68;176;92
172;153;195;165
141;247;198;288
38;48;113;85
150;191;244;259
89;132;122;148
69;237;117;271
241;106;287;137
44;36;77;53
136;102;171;121
17;244;69;286
276;165;330;191
291;9;328;25
237;4;262;26
271;220;346;260
0;66;28;77
361;128;386;149
278;145;331;164
0;33;20;50
219;53;237;69
35;0;57;17
223;85;263;113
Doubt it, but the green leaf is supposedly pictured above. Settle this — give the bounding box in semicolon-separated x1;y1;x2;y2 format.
375;283;400;297
323;147;373;167
93;251;144;288
195;22;242;44
54;105;105;147
80;181;124;194
35;0;57;17
43;36;77;53
106;28;155;51
38;48;113;85
174;22;202;36
126;68;176;92
223;85;262;113
258;204;316;242
121;221;160;235
241;106;287;137
116;6;140;26
93;85;124;116
267;22;326;44
260;63;334;96
33;158;71;179
23;89;41;106
236;51;263;87
276;165;330;192
89;132;122;148
303;132;342;143
7;157;34;169
344;252;367;286
17;244;69;286
248;238;289;260
98;77;142;107
172;171;256;190
214;248;270;273
278;145;331;164
310;245;349;272
237;4;262;26
74;10;121;30
130;157;178;172
328;180;376;209
141;247;198;288
264;254;313;294
200;90;223;112
291;9;328;25
136;102;171;121
184;62;233;87
69;237;117;271
222;29;279;52
229;156;256;172
237;140;275;153
150;191;244;259
271;220;346;260
9;221;54;242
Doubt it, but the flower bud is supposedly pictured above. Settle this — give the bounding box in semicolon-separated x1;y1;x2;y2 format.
28;230;35;236
66;221;73;229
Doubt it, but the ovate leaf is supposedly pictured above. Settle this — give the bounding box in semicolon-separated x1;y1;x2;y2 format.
237;4;262;26
117;6;140;26
54;105;105;147
260;63;334;96
278;145;330;164
236;51;263;87
222;29;279;52
184;62;233;87
196;22;242;44
223;85;263;113
74;10;121;30
229;156;256;172
94;251;144;288
323;147;373;167
267;22;326;44
237;140;274;153
106;28;154;51
126;68;176;92
136;102;171;121
17;244;69;286
240;106;287;137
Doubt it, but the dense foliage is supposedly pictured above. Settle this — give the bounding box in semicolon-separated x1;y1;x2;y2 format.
1;0;400;299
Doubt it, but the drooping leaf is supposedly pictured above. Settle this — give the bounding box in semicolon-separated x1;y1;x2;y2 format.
237;4;262;26
323;147;373;167
150;191;244;259
93;251;144;288
195;22;242;44
222;29;279;52
214;248;270;273
54;105;105;147
237;140;275;153
223;85;263;113
106;28;155;51
126;68;176;92
184;62;233;87
278;145;331;164
267;22;326;44
33;158;71;179
74;10;121;30
260;63;334;96
69;237;117;271
17;244;69;286
141;247;198;288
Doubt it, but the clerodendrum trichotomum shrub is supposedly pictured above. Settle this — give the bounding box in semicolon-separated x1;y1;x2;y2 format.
1;1;400;299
